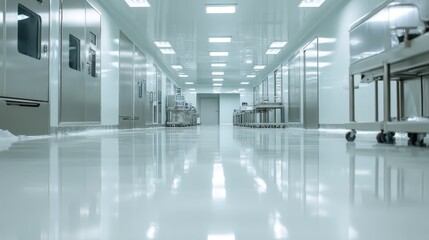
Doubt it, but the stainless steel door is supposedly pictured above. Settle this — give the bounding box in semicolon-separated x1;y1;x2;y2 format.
60;0;86;122
3;0;49;101
119;32;133;129
84;1;101;122
134;48;147;128
200;97;219;125
303;38;319;129
0;0;4;96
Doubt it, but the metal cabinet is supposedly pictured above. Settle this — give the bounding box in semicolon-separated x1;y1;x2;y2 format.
60;0;101;123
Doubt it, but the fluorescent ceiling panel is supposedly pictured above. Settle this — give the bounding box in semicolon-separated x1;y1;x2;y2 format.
125;0;150;7
212;72;224;76
213;83;223;86
154;41;171;48
209;37;232;43
211;63;227;67
299;0;326;7
206;5;236;14
253;65;266;70
185;82;194;85
179;74;188;78
238;88;245;91
266;49;282;55
210;52;229;57
189;88;196;91
241;82;250;85
171;65;183;70
213;78;224;82
269;42;287;48
246;74;256;78
160;48;175;54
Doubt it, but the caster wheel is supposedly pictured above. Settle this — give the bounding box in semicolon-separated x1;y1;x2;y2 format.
376;132;385;143
345;131;356;142
385;132;396;144
408;133;418;146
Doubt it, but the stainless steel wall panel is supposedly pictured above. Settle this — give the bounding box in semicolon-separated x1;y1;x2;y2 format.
288;53;301;123
119;32;133;129
3;0;49;101
60;0;86;122
84;2;101;122
303;38;319;129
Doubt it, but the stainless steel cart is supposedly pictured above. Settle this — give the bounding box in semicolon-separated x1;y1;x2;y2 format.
346;1;429;146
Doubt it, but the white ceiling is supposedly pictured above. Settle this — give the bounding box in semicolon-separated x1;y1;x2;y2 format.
99;0;344;88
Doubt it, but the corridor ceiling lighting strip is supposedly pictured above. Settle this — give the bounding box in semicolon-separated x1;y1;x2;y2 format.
212;72;224;76
269;41;288;48
125;0;150;7
299;0;326;7
154;41;171;48
160;49;175;54
211;63;227;67
206;5;236;14
179;74;188;78
241;82;250;85
213;78;224;82
209;37;232;43
253;65;266;70
210;52;229;57
213;83;223;86
266;49;282;55
185;82;194;85
171;65;183;70
246;74;256;78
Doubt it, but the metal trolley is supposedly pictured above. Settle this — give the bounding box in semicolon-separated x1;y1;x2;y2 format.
345;1;429;146
234;99;286;128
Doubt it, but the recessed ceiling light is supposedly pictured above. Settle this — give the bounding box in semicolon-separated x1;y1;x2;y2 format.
179;74;188;78
238;88;245;91
299;0;326;8
241;82;250;85
246;74;256;78
213;83;223;86
266;49;282;55
213;78;224;82
269;41;288;48
253;65;266;70
154;41;171;48
185;82;194;85
189;88;196;91
212;72;224;76
160;48;175;54
206;5;236;14
209;37;232;43
125;0;150;7
171;65;183;70
210;52;229;57
245;59;253;64
211;63;227;67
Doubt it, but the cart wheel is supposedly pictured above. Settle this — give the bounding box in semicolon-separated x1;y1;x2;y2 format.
345;131;356;142
408;133;417;146
385;132;396;144
376;132;385;143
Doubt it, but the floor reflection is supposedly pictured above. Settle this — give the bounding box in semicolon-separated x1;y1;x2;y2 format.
0;127;428;240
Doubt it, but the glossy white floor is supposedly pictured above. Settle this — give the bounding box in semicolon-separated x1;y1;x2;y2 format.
0;126;429;240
